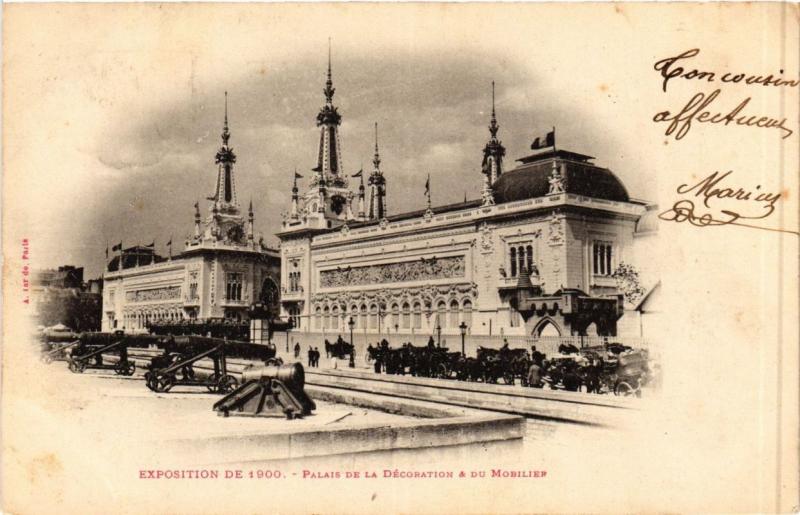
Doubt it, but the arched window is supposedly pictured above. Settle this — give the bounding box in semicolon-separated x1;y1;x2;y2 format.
517;246;525;277
369;304;378;329
350;305;359;328
401;302;411;329
412;302;422;329
331;305;339;330
323;306;330;330
436;301;446;329
391;303;400;331
359;304;367;329
449;299;460;328
315;307;322;330
526;245;533;274
462;300;473;328
510;247;517;277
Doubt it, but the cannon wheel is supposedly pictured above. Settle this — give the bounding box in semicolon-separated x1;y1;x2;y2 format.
364;353;374;365
217;374;238;394
41;353;54;365
151;373;175;393
206;373;221;393
265;357;283;366
437;363;449;379
68;359;85;373
121;361;136;376
144;371;155;391
114;360;136;376
503;369;515;385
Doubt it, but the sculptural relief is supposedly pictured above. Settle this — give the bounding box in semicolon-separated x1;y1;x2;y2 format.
319;255;465;288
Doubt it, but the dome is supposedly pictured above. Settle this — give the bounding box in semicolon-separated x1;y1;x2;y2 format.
492;150;630;204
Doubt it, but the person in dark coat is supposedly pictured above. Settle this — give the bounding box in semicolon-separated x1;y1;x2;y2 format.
294;342;301;359
313;347;320;367
563;363;582;392
307;347;313;367
527;361;543;388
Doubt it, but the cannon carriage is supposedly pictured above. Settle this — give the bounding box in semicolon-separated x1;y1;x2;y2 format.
143;336;281;394
66;332;139;376
213;363;316;420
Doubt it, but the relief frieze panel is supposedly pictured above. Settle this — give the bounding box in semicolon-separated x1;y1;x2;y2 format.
319;255;465;288
125;286;182;303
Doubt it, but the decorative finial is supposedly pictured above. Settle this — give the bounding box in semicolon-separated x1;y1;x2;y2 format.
489;81;499;139
324;38;335;103
372;122;381;170
222;91;230;146
248;199;253;215
194;201;200;217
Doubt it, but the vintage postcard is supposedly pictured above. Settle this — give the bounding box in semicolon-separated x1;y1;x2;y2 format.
2;3;798;513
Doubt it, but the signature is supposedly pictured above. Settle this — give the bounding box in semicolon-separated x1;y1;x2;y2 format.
659;171;798;236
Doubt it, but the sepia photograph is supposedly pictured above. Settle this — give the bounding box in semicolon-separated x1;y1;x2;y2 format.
2;3;798;513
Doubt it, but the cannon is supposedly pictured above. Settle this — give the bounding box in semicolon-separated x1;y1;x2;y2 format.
40;339;81;364
212;363;316;420
144;341;237;394
67;334;136;376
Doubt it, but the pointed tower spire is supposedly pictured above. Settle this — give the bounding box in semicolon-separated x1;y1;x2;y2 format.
314;39;344;185
481;81;505;206
222;91;230;146
372;122;381;169
324;37;335;104
489;81;499;139
247;199;255;242
368;122;387;220
214;91;238;210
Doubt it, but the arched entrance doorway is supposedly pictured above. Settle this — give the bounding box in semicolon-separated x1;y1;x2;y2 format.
533;318;562;337
259;277;280;317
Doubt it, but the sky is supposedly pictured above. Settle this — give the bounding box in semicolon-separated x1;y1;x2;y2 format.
5;4;666;279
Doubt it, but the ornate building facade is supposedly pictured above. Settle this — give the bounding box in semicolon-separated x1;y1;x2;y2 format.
277;63;650;341
101;95;281;332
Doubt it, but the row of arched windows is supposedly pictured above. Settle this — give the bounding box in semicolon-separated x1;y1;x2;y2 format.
509;244;534;277
124;309;183;329
313;298;474;331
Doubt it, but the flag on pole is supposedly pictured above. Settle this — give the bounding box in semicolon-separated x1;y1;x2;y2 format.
145;241;155;248
352;169;363;178
424;174;430;197
105;245;109;259
294;171;303;179
167;237;172;260
530;128;556;150
111;242;122;252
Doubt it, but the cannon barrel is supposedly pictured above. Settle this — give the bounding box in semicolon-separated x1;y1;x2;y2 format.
214;362;315;419
241;362;304;387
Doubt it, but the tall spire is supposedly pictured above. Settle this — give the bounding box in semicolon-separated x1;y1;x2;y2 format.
481;81;506;191
368;122;387;220
489;81;499;139
314;39;344;185
324;37;335;104
214;91;238;209
372;122;381;170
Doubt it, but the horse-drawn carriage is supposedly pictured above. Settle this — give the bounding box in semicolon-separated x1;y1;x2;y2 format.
325;337;354;360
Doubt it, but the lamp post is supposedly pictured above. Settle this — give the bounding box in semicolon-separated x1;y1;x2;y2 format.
459;321;468;357
348;317;356;368
436;322;442;348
